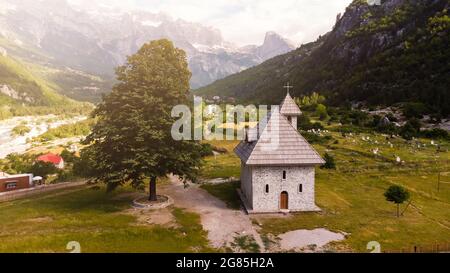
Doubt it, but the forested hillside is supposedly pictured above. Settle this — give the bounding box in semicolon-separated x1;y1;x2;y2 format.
196;0;450;116
0;54;92;119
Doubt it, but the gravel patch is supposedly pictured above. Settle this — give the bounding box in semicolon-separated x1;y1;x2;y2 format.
160;176;264;251
278;228;346;250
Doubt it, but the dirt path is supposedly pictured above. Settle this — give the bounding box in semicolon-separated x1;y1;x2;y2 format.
160;175;265;252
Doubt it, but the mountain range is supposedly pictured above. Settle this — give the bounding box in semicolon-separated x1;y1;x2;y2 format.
0;0;295;103
0;50;89;119
197;0;450;116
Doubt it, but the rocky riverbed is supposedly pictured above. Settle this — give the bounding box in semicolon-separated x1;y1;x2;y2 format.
0;115;86;158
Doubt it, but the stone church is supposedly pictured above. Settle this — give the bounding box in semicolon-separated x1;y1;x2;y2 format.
235;92;324;213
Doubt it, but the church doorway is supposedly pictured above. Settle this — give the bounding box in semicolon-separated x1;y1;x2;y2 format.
280;191;289;210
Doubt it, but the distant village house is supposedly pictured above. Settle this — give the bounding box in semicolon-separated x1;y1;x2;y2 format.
37;153;65;169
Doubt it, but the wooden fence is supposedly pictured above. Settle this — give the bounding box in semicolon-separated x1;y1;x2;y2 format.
0;181;86;202
339;159;450;174
384;242;450;253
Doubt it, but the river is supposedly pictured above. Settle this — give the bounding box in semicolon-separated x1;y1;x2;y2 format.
0;115;87;159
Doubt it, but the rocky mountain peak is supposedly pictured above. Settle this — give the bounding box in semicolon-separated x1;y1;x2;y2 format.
196;0;450;116
256;31;295;60
264;31;286;43
0;0;297;95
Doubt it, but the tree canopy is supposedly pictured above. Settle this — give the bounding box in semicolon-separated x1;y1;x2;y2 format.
384;185;410;217
82;39;203;200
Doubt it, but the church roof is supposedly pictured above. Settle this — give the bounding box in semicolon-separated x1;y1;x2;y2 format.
280;93;302;116
234;109;324;166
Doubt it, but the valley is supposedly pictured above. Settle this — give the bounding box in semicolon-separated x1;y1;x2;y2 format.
0;0;295;99
0;50;93;121
1;115;448;253
0;0;449;255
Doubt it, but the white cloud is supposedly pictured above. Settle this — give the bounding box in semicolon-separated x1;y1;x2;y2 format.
70;0;353;46
68;0;137;10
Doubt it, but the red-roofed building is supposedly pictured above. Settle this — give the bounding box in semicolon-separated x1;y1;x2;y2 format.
37;153;65;169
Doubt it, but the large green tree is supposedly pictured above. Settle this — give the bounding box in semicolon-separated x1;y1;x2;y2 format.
83;39;203;201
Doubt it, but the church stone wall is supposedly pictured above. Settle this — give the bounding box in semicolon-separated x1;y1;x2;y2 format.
251;166;317;212
240;162;253;209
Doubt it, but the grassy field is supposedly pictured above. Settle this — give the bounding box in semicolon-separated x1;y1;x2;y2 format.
199;139;241;179
200;132;450;252
0;185;212;253
200;181;241;210
1;127;449;252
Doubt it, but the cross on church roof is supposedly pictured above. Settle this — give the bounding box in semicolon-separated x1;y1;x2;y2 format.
283;82;293;94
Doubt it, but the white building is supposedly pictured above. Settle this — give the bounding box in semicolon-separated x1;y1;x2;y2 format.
235;93;324;213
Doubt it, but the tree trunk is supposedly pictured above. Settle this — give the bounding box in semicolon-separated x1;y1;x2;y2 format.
149;176;157;201
397;204;400;218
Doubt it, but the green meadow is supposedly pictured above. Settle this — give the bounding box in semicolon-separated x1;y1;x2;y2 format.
200;132;450;252
0;129;449;252
0;186;211;253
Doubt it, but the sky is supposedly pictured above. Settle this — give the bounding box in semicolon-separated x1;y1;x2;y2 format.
69;0;354;46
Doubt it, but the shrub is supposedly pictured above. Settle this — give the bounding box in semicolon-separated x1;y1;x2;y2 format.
298;114;324;131
429;113;442;124
60;149;77;163
386;113;398;122
11;125;31;136
302;132;333;145
370;115;382;127
33;119;93;142
337;125;367;134
199;143;214;157
316;104;329;120
349;110;369;126
296;92;326;108
29;161;58;179
321;153;336;169
421;128;449;140
56;170;76;183
399;124;416;140
400;119;422;140
312;122;325;130
384;185;410;217
1;153;34;174
298;114;313;130
376;121;398;135
402;102;428;119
